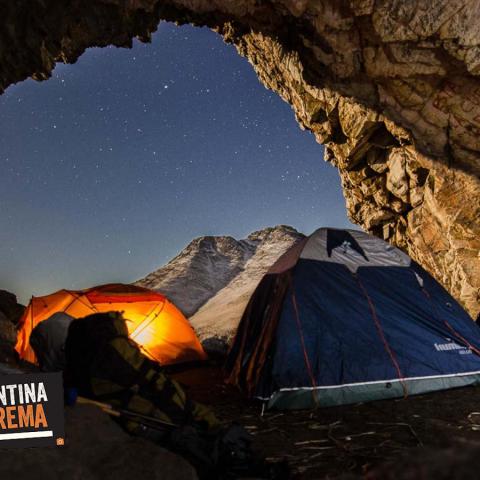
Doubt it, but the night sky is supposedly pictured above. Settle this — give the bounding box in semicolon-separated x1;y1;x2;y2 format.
0;23;352;303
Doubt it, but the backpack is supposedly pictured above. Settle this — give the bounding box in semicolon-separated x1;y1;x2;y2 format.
65;312;283;479
65;311;128;395
30;312;74;371
65;311;219;430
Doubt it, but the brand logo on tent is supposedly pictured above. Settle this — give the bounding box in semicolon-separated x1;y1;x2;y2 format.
434;338;472;355
326;229;369;260
0;372;65;448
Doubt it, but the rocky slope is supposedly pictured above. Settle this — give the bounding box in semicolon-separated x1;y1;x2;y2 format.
0;1;478;317
136;225;303;318
190;227;305;351
136;234;256;316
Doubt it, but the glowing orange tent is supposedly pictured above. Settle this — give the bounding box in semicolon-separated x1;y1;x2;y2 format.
15;283;207;366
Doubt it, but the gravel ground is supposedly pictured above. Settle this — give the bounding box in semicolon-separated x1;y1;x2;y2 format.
172;364;480;479
2;357;480;479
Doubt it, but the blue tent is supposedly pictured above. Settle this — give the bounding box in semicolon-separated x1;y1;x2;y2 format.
225;228;480;410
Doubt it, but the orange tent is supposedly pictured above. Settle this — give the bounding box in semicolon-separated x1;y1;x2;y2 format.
15;283;207;366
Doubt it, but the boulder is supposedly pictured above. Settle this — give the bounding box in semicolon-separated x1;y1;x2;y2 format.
0;290;25;324
0;312;17;346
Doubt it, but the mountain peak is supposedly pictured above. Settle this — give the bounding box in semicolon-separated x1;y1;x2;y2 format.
246;225;301;242
135;225;304;317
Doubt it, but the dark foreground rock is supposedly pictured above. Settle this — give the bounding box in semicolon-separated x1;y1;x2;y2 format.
0;290;23;364
341;443;480;480
0;312;17;346
0;290;25;325
0;405;197;480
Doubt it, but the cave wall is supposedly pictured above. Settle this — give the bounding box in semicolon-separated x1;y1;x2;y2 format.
0;0;479;317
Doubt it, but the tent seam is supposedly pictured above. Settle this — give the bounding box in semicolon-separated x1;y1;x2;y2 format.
355;274;408;398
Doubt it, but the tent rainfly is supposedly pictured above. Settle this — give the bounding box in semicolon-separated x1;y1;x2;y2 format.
16;283;206;366
226;228;480;410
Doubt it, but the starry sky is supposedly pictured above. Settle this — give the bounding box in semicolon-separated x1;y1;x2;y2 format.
0;22;353;303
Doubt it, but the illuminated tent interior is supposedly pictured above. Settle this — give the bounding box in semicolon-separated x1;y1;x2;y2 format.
15;283;207;366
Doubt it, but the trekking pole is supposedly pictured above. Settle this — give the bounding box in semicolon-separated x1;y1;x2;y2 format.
77;396;178;429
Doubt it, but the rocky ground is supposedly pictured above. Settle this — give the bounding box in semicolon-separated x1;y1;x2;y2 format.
173;364;480;479
1;357;480;479
2;283;479;478
0;404;197;480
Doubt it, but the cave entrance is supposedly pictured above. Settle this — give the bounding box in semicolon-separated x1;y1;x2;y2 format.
0;22;351;303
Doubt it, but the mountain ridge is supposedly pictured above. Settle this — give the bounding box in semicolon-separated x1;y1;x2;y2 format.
135;225;304;320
